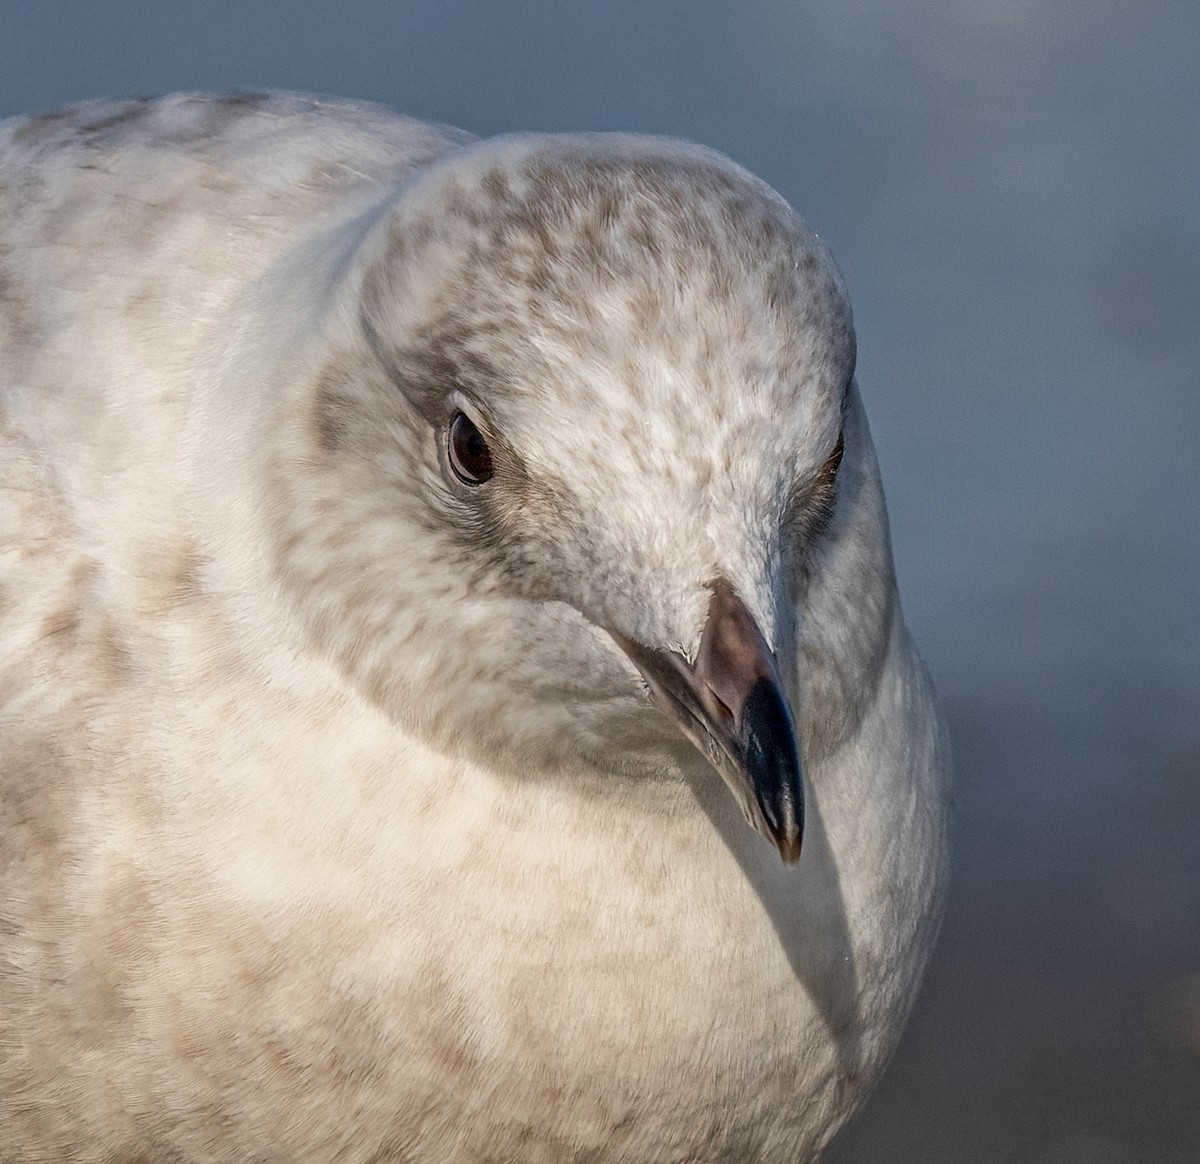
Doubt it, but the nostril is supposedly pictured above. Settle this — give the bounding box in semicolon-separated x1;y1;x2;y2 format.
703;683;736;727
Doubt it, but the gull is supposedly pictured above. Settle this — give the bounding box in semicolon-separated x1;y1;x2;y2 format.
0;92;950;1162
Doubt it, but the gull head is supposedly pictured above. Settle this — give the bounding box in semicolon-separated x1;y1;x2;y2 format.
261;134;877;864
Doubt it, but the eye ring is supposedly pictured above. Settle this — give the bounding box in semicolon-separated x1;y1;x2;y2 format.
447;410;494;485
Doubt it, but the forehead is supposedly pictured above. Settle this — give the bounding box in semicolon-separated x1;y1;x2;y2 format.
380;137;854;469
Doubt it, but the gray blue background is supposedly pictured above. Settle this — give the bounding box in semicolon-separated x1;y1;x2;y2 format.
3;3;1197;1160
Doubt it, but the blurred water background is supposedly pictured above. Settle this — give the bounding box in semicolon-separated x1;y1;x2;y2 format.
3;3;1197;1160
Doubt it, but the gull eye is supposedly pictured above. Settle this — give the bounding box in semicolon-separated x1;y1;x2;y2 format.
447;411;494;485
816;431;844;492
802;429;845;542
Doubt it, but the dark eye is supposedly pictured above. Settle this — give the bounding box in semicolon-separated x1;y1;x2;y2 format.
804;430;844;540
447;410;494;485
816;431;844;491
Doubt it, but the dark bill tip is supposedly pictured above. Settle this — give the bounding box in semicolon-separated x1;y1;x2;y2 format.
613;580;805;866
739;676;805;863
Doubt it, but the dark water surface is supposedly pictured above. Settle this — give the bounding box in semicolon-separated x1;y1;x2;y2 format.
3;3;1197;1159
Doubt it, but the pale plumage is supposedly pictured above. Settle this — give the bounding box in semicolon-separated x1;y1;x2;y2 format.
0;93;949;1162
